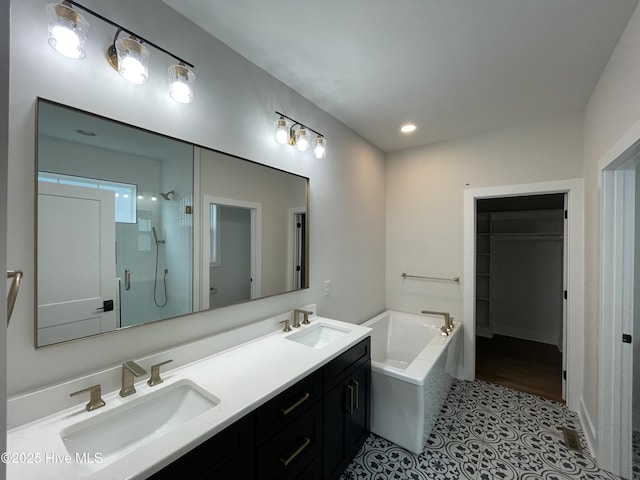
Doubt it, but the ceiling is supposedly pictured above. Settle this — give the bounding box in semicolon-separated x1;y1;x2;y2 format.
162;0;639;153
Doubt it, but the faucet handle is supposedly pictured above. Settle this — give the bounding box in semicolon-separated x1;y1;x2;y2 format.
280;319;292;332
70;384;105;411
148;360;173;387
293;309;313;327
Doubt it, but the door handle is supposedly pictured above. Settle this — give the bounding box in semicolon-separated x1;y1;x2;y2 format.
96;300;114;312
124;268;131;291
345;384;355;415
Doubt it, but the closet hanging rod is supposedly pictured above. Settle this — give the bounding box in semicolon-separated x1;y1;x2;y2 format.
401;273;460;282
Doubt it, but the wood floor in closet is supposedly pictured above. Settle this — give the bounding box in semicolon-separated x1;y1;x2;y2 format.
475;334;564;404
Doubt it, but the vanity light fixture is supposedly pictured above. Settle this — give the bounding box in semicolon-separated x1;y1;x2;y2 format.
275;111;327;159
46;1;195;102
46;2;90;59
168;64;196;104
313;136;327;159
275;116;289;145
107;31;149;84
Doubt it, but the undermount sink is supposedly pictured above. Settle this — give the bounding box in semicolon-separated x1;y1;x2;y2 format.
286;323;350;348
60;379;219;474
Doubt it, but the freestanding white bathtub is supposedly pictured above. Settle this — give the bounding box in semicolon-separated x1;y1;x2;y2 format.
362;310;461;454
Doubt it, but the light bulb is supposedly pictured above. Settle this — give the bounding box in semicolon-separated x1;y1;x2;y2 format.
169;64;195;103
313;137;326;159
115;37;149;84
46;3;89;59
275;117;288;144
296;128;309;152
400;123;417;133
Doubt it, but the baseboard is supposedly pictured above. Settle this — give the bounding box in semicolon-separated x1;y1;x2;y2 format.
578;397;597;457
492;324;558;345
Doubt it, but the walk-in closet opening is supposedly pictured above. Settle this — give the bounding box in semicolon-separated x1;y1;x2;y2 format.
474;193;566;403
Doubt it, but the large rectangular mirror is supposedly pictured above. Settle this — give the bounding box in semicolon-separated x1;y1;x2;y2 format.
36;99;309;347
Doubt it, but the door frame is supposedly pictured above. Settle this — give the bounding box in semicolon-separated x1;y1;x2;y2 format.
463;179;584;411
287;206;306;290
598;140;639;477
200;195;262;310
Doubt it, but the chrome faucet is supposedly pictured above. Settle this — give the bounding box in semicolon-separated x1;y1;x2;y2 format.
119;360;147;397
421;310;454;336
293;309;313;328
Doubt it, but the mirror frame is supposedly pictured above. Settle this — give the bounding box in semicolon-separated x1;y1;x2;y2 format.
34;97;309;348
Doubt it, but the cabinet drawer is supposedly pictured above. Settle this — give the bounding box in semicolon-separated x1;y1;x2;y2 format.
256;401;322;480
324;337;370;391
256;369;322;444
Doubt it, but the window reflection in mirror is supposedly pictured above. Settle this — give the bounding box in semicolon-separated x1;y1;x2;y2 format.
35;99;309;348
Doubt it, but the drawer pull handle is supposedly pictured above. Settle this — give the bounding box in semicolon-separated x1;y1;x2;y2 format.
346;384;355;415
280;392;310;416
280;437;311;466
353;380;359;410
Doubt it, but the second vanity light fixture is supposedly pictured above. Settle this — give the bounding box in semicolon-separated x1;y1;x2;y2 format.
275;111;327;159
46;1;195;103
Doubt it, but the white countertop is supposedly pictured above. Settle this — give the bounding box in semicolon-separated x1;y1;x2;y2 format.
6;316;371;480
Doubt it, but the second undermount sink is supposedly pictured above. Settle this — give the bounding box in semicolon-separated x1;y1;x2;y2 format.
286;323;350;348
60;379;219;474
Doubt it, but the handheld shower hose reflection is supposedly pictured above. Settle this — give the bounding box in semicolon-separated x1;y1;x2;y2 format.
152;226;168;308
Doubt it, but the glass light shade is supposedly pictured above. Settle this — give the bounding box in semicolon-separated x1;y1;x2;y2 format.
295;128;309;152
46;3;90;59
168;64;195;103
275;118;288;144
313;136;327;159
115;37;149;84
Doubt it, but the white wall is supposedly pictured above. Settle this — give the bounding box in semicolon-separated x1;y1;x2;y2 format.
386;113;583;319
583;0;640;453
7;0;386;395
200;148;307;297
1;0;9;475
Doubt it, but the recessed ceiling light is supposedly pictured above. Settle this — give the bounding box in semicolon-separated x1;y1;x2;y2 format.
400;123;417;133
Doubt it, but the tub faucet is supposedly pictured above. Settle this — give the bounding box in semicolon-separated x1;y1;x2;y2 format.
119;360;147;397
420;310;454;335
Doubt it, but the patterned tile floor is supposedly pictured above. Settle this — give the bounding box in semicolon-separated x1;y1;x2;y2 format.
341;379;621;480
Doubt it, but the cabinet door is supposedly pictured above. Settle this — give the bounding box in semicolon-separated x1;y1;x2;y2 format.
323;359;371;480
148;413;254;480
345;360;370;459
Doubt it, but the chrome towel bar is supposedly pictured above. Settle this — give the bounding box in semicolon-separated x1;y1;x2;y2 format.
401;272;460;282
7;270;23;326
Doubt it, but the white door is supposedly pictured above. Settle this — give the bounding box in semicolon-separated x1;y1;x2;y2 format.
37;182;118;345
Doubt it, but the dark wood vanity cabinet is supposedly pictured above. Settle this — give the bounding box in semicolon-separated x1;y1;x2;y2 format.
147;412;254;480
323;339;371;480
147;337;370;480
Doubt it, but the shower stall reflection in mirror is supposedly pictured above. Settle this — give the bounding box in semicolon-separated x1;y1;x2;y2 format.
200;195;262;310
